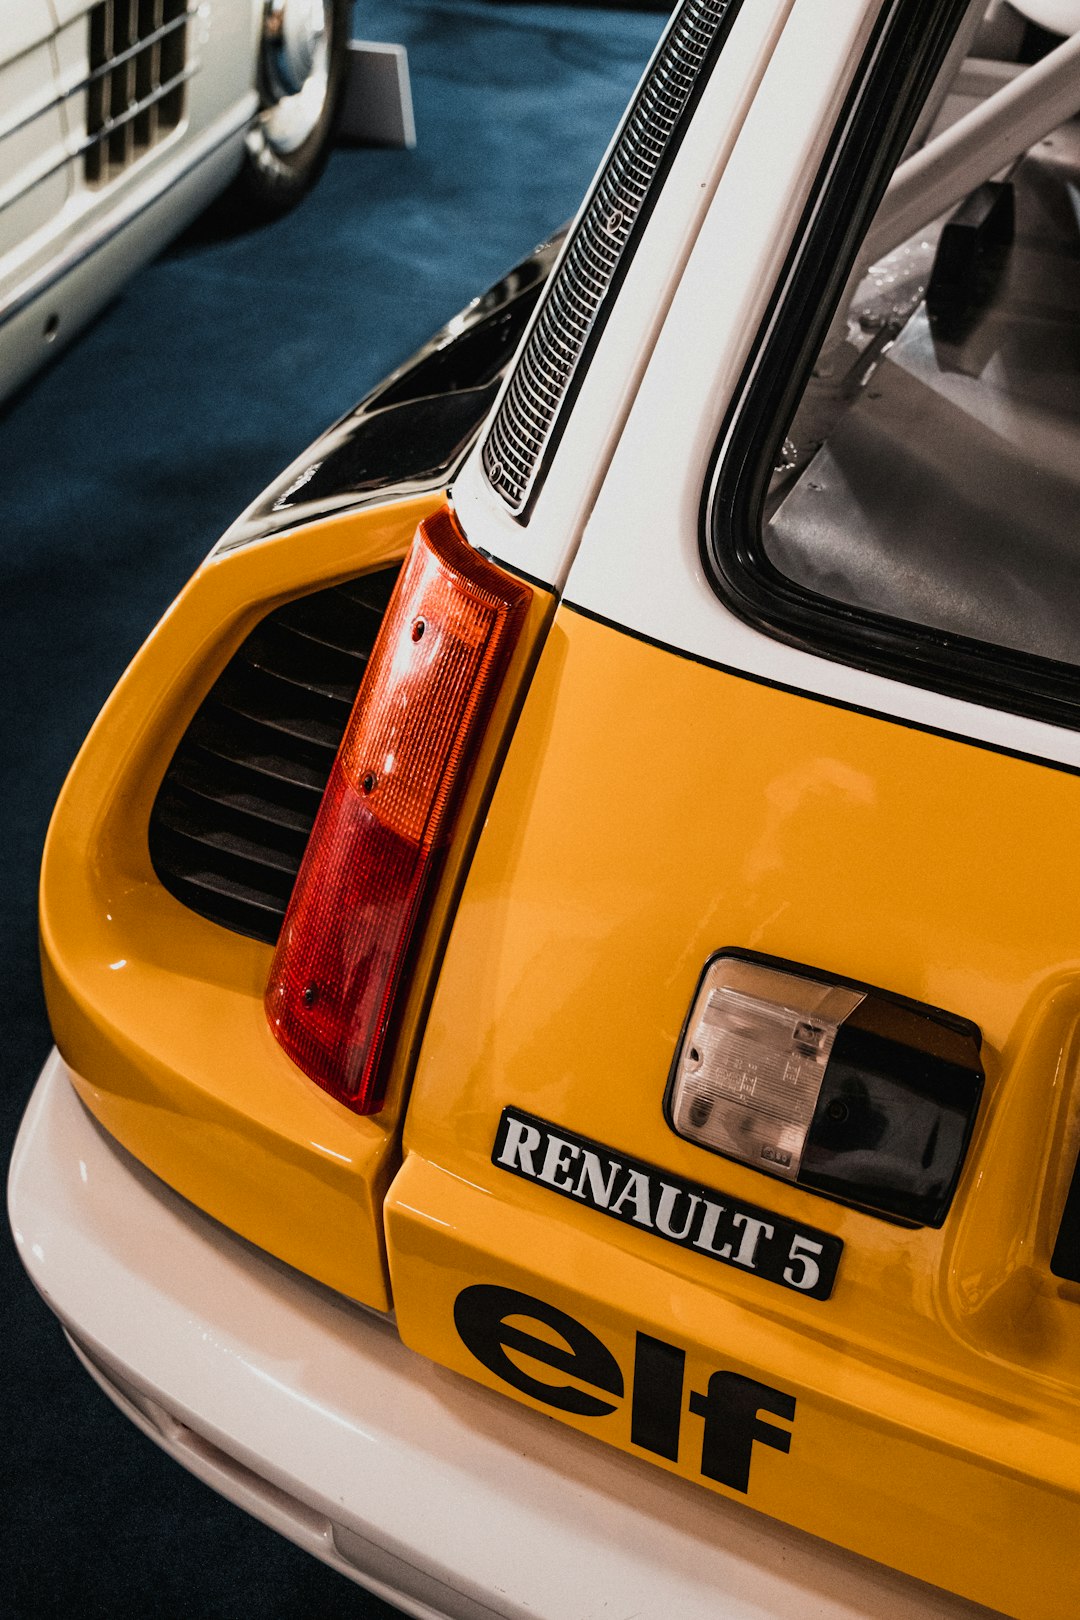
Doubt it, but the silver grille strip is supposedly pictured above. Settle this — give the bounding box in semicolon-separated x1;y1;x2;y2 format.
482;0;735;516
0;7;195;148
81;65;196;155
84;11;191;89
85;0;191;187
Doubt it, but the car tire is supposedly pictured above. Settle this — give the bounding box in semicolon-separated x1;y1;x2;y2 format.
234;0;351;222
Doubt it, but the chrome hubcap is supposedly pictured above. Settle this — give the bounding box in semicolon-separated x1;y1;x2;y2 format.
260;0;332;155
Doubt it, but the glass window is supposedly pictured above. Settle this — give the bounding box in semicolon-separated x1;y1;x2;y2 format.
709;1;1080;726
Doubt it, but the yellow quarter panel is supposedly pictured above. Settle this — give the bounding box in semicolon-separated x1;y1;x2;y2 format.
42;492;552;1308
386;606;1080;1617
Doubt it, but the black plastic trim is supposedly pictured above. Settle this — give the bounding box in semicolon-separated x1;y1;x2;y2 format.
663;947;983;1228
222;232;563;549
493;1105;843;1300
148;565;401;945
1050;1147;1080;1283
700;0;1080;735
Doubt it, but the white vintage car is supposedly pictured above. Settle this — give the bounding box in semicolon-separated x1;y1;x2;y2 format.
0;0;347;402
10;2;1080;1618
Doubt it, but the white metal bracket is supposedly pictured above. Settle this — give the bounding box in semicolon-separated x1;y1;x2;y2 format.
339;41;416;150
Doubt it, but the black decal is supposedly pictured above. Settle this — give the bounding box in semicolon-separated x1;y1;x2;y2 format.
493;1112;542;1175
631;1333;685;1462
655;1182;702;1241
491;1108;842;1300
689;1371;796;1493
454;1284;623;1417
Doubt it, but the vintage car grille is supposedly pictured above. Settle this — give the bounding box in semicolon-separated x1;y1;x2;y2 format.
482;0;735;515
85;0;190;186
148;566;401;945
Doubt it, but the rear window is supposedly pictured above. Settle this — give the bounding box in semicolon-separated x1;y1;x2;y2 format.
708;0;1080;730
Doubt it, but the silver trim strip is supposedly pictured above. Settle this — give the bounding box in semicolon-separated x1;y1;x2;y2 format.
0;62;198;217
79;62;197;157
0;99;252;333
0;7;198;147
84;11;193;93
0;91;65;149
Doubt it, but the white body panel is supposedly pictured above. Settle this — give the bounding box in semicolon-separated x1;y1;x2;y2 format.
0;3;69;269
455;0;1080;774
560;0;1080;775
453;0;804;591
0;100;249;400
9;1053;992;1620
0;0;259;400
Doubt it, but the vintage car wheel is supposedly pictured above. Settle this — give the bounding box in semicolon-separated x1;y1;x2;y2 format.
237;0;350;220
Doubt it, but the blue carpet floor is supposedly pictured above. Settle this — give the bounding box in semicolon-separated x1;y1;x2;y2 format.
1;3;664;1614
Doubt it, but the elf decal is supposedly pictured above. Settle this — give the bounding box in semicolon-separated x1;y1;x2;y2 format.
454;1283;795;1494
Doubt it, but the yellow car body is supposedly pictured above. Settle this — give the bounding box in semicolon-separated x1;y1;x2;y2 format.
13;1;1080;1616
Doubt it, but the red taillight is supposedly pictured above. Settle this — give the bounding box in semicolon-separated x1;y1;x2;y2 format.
265;505;531;1113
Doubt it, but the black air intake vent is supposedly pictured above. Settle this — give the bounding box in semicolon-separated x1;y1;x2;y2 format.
149;565;401;945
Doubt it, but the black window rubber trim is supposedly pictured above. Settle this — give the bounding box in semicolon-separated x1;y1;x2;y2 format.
702;0;1080;737
514;0;746;522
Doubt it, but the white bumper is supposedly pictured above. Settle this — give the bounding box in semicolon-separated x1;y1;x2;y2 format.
9;1052;990;1620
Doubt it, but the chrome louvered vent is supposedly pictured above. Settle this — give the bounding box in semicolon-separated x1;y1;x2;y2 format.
148;566;401;945
482;0;736;515
85;0;190;186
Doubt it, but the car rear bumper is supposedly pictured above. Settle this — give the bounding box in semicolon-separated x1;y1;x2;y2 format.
9;1050;994;1620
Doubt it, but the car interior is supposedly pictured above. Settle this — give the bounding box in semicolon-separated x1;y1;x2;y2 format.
764;1;1080;668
